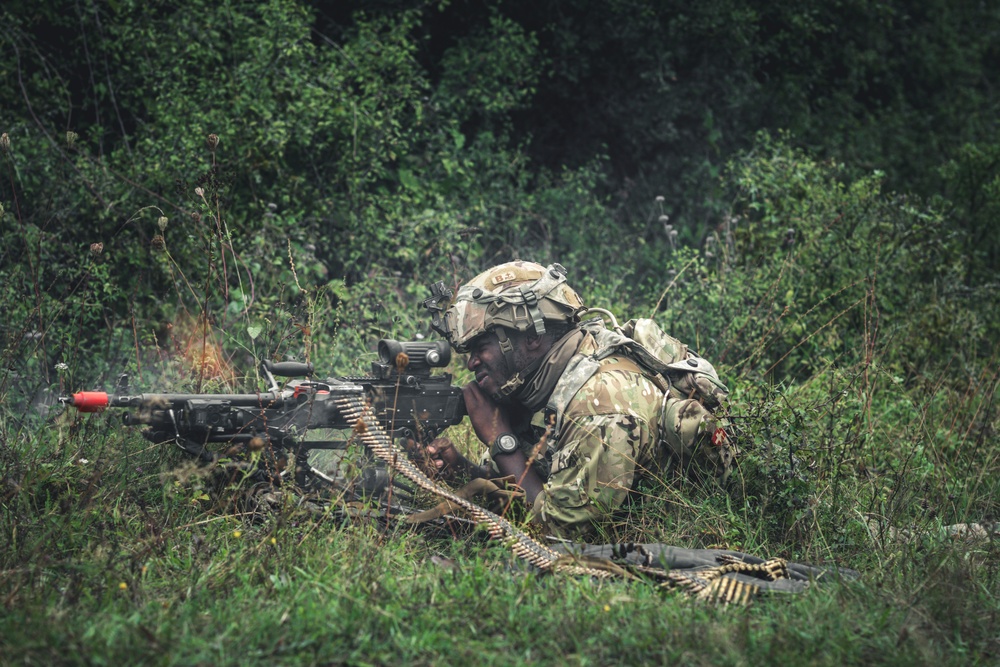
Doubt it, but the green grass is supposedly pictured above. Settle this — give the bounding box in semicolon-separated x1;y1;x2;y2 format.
5;525;996;666
2;413;998;666
3;295;997;666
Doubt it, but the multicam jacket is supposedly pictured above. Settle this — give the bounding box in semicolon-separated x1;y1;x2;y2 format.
520;320;733;538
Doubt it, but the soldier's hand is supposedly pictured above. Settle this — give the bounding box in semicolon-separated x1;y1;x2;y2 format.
409;436;470;480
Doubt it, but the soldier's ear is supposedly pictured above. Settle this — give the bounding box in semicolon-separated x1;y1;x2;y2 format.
523;331;544;351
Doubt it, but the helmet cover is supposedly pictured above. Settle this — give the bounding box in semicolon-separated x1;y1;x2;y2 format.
442;261;584;352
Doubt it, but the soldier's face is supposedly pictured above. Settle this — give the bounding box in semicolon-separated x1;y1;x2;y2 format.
466;332;515;397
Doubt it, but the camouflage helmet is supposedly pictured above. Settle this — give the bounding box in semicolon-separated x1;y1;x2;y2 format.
441;261;584;353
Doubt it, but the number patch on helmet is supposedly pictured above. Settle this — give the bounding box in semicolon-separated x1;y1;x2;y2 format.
491;271;517;285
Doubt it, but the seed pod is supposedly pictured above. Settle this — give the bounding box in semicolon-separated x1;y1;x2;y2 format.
206;133;219;150
157;216;168;231
0;133;9;152
90;242;104;256
395;352;410;374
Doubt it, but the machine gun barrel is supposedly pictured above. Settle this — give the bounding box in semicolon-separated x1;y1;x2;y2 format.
59;391;286;412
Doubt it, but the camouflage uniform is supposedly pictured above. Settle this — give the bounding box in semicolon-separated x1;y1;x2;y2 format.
525;323;733;538
434;260;734;538
529;335;666;536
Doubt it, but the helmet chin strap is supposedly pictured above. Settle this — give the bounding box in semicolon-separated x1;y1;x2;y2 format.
491;327;521;401
492;327;545;402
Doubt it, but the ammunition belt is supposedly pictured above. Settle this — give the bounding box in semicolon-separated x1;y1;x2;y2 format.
336;393;792;602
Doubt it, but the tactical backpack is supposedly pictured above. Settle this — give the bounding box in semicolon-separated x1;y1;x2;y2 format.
544;312;734;482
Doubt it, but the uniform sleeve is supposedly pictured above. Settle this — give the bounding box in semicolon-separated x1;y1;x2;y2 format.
529;368;662;538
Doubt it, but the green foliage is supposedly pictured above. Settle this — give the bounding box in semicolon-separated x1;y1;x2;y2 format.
697;132;984;383
939;141;1000;287
436;13;543;120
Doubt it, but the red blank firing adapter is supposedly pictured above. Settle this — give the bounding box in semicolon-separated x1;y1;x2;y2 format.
67;391;110;413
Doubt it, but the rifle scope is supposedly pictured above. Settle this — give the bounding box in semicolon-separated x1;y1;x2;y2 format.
377;339;451;375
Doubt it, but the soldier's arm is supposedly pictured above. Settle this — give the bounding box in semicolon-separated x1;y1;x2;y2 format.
462;381;545;501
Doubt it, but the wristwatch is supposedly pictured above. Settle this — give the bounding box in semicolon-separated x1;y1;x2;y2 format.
490;433;519;459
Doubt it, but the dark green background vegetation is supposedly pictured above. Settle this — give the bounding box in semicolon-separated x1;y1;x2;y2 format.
1;1;998;664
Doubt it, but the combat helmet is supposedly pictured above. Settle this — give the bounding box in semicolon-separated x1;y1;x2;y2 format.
445;261;584;349
425;261;584;396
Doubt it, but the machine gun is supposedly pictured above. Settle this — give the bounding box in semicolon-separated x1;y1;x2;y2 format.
59;339;466;506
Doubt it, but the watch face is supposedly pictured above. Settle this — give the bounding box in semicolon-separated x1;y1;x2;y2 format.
496;434;518;454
